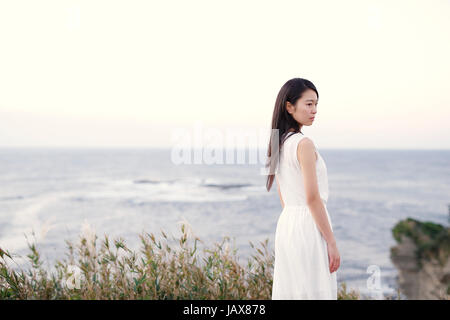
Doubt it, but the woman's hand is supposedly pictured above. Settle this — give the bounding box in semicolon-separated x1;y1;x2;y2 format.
327;242;340;274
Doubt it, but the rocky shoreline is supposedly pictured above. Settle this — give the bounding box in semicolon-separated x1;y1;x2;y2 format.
390;218;450;299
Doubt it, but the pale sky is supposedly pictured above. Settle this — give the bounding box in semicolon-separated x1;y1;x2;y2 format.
0;0;449;149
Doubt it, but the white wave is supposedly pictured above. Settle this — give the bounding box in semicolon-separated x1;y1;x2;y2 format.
74;177;252;203
0;191;76;252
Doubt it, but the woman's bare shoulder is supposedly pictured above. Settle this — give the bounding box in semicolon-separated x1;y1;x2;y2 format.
296;137;318;162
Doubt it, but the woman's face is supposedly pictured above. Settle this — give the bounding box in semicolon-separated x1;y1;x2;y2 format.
286;89;318;126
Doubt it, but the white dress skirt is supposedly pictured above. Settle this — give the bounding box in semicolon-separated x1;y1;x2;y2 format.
271;132;338;300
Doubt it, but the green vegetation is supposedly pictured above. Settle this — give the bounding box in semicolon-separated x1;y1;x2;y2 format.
392;218;450;268
0;222;378;300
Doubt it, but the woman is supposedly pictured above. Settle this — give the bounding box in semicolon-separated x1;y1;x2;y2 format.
266;78;340;299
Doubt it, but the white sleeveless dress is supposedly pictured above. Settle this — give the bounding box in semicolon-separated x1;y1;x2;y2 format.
271;132;338;300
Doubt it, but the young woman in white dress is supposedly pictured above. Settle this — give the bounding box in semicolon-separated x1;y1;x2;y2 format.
266;78;341;299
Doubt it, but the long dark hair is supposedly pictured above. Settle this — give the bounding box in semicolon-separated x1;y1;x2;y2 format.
265;78;319;192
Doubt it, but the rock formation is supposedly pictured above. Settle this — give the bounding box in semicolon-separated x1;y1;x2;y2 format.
390;218;450;300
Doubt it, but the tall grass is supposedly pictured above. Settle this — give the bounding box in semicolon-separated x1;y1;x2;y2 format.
1;222;369;300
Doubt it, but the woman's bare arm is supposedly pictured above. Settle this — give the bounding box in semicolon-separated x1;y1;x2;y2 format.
297;138;336;245
276;175;285;209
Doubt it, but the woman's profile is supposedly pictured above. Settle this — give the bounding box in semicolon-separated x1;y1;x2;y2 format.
266;78;340;300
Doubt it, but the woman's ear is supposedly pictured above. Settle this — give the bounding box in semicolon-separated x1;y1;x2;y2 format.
286;101;293;115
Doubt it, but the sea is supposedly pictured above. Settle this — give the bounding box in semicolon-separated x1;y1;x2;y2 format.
0;147;449;299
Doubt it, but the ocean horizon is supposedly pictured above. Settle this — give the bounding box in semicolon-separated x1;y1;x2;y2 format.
1;147;449;298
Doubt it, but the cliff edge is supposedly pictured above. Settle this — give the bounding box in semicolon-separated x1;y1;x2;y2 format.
390;217;450;299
